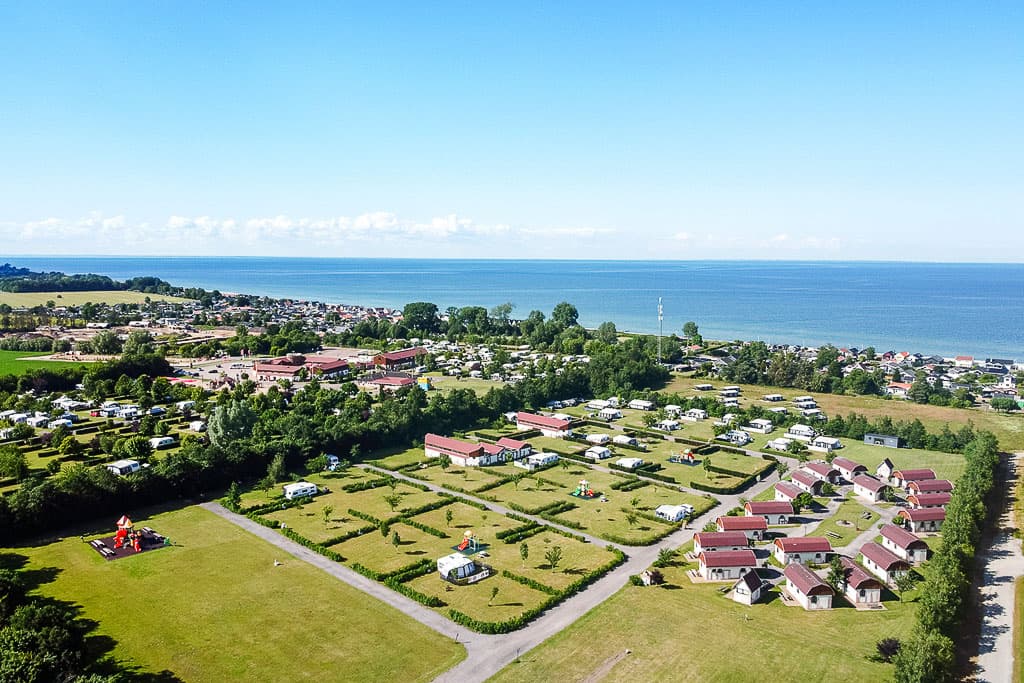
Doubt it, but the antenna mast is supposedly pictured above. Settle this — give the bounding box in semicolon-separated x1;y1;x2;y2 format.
657;297;663;365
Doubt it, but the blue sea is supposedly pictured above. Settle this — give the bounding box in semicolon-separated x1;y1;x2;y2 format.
8;257;1024;360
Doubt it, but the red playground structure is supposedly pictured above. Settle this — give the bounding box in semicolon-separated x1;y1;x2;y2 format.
87;515;170;561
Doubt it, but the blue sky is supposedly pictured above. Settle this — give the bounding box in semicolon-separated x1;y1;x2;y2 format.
1;3;1021;260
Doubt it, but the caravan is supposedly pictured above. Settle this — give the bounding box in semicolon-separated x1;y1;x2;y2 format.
282;481;318;500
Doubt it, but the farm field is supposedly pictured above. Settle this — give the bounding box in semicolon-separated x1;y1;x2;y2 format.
490;561;917;683
8;505;464;682
0;349;90;375
660;374;1024;451
0;289;190;307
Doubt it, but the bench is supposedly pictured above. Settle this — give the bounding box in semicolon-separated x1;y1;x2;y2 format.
825;531;841;539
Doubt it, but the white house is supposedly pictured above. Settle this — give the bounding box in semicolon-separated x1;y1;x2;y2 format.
694;531;750;555
892;468;937;489
852;475;890;503
784;562;833;610
790;470;823;495
698;550;757;581
832;456;867;482
859;542;910;584
732;569;769;606
496;437;532;461
743;418;774;434
587;399;610;410
586;433;611;444
773;537;832;565
716;515;767;541
785;424;817;442
282;481;318;500
809;436;842;453
654;504;693;523
584;446;612;461
744;501;793;525
876;457;896;481
628;399;655;411
717;430;751;446
880;524;930;565
898;507;946;533
803;462;840;484
664;404;682;416
839;557;883;606
515;411;572;438
774;482;803;503
907;492;952;509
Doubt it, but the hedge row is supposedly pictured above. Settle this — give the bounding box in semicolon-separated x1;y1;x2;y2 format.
687;477;753;495
500;569;561;596
341;477;391;493
496;522;542;540
387;558;437;584
401;517;450;539
383;578;446;608
279;527;345;562
499;524;548;544
321;524;376;546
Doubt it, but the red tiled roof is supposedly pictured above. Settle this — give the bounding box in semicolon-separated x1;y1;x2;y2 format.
775;537;832;553
879;524;927;550
496;437;529;450
694;531;750;548
852;474;888;493
480;443;505;456
805;462;839;478
831;457;865;473
908;479;953;493
784;563;833;596
791;470;820;488
860;542;909;571
717;516;768;531
371;376;415;386
774;482;803;499
744;501;794;515
907;492;952;507
375;347;427;364
899;508;946;522
424;433;482;457
839;556;883;590
699;549;757;568
892;468;936;481
515;412;570;430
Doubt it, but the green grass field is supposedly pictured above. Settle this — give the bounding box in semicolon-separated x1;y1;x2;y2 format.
811;498;880;547
0;349;90;375
9;505;464;681
0;290;190;307
490;561;917;683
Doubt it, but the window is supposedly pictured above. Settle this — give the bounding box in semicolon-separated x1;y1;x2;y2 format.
810;595;817;604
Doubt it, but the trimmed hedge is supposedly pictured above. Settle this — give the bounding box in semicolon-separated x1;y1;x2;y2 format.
498;525;548;544
279;527;345;562
342;478;391;493
321;525;376;545
687;477;754;495
612;479;650;492
383;578;446;607
401;517;450;539
348;508;385;526
501;569;561;596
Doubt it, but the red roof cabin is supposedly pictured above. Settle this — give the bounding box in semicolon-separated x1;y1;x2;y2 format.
898;507;945;533
716;515;768;541
693;531;750;555
784;562;834;610
697;549;757;580
879;524;929;564
773;537;832;565
744;501;793;525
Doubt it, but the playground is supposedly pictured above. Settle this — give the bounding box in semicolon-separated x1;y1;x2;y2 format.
87;515;170;560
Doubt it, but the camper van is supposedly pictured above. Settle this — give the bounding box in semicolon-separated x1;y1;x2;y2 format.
149;436;175;449
106;459;142;476
282;481;318;500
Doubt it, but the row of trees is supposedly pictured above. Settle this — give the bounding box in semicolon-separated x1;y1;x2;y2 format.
892;432;1001;682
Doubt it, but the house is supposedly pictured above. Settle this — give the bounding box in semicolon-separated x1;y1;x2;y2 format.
851;474;891;503
682;408;708;421
514;452;560;471
586;433;611;444
864;433;900;449
880;524;930;565
954;355;975;368
615;457;644;470
628;399;655;411
148;436;175;449
744;501;794;525
584;446;612;461
804;462;840;484
785;424;817;442
664;404;682;416
831;457;867;482
809;436;842;453
907;492;952;509
693;531;750;555
698;549;758;580
839;556;884;605
859;542;910;584
282;481;318;500
612;434;638;447
716;515;767;541
892;468;937;489
598;407;623;421
790;470;824;495
773;537;832;565
763;394;784;402
255;354;349;380
361;374;417;392
743;418;774;434
495;437;532;460
774;482;804;503
654;504;693;523
106;459;141;476
732;569;769;605
655;419;681;432
373;347;427;370
898;507;946;533
784;562;833;610
886;382;912;398
767;437;794;452
716;429;751;446
876;457;896;481
907;479;954;495
515;412;572;438
425;433;487;466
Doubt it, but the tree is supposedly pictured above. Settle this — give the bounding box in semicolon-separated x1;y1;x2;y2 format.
91;329;123;354
793;491;815;512
511;472;526;490
991;397;1019;412
401;302;440;333
826;556;844;591
702;521;719;532
544;545;563;571
519;542;529;567
630;496;640;509
596;321;618;344
908;375;932;404
121;435;153;462
702;455;713;479
625;512;639;529
655;547;677;568
489;585;499;606
266;453;287;483
225;481;241;510
551;302;579;328
122;330;155;358
383;493;402;512
0;445;29;481
322;505;334;525
875;638;901;663
893;572;918;603
391;530;401;552
445;508;454;528
892;628;955;683
682;321;699;341
438;454;451;471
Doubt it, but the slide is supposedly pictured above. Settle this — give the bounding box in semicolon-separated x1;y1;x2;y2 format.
457;538;469;551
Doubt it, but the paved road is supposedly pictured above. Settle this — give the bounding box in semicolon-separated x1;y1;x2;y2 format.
974;453;1024;683
204;464;781;683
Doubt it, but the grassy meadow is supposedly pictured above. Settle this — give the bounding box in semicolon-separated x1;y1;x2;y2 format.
0;349;90;374
0;290;190;307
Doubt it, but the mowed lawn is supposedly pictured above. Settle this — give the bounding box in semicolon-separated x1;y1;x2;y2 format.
490;565;916;683
0;289;190;307
811;498;881;547
12;505;464;682
0;349;90;375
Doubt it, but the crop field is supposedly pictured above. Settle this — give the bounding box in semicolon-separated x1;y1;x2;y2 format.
6;505;464;682
0;289;190;307
0;349;90;375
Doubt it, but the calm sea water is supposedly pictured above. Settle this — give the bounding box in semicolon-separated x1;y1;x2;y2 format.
8;257;1024;360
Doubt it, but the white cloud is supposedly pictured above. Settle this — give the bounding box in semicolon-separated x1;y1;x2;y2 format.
673;231;692;242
